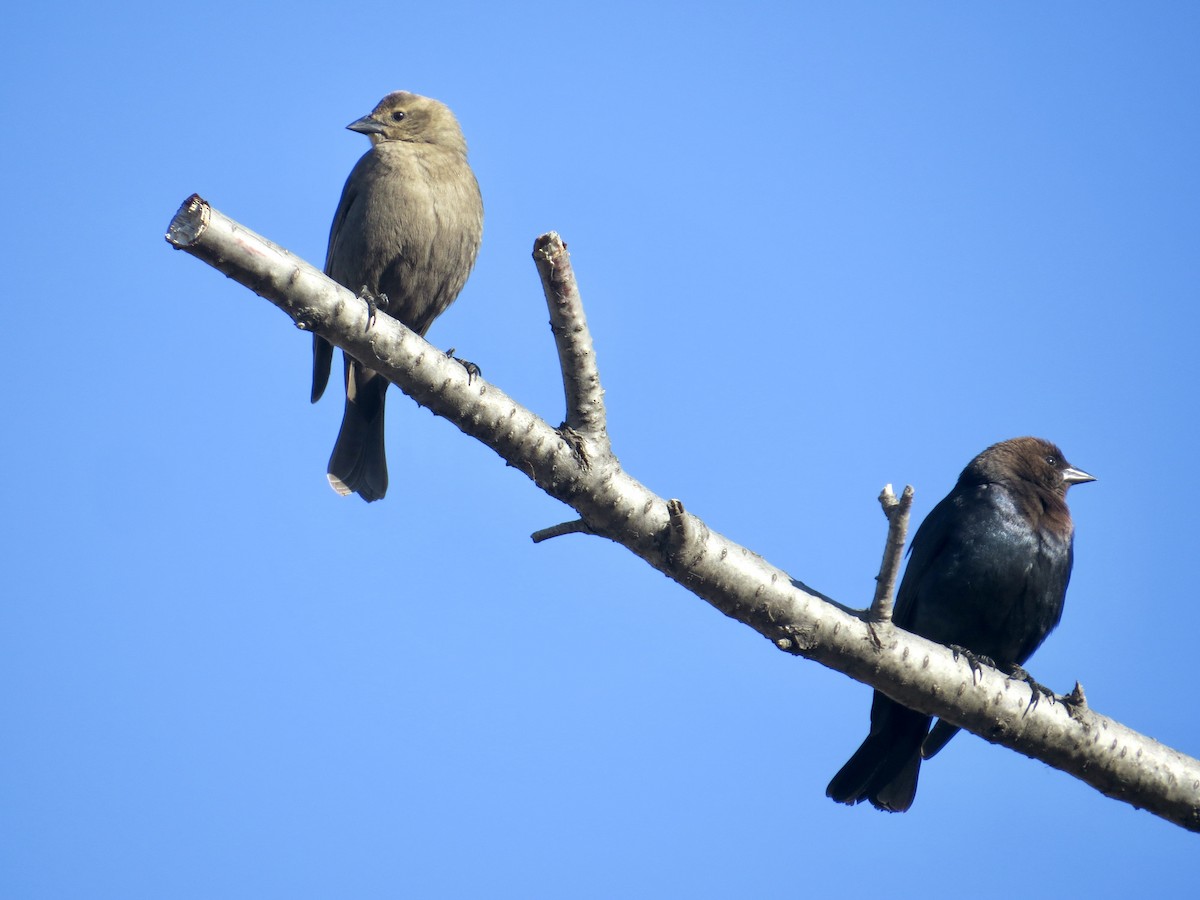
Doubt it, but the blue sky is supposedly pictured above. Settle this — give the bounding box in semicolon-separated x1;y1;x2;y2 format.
3;2;1198;896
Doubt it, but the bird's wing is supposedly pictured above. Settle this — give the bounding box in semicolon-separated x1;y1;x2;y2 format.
312;155;369;403
892;492;961;629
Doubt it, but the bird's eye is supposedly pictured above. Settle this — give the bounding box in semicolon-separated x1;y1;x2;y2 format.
1045;455;1058;467
391;110;406;122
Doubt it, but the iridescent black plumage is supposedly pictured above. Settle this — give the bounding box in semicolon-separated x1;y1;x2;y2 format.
827;437;1094;812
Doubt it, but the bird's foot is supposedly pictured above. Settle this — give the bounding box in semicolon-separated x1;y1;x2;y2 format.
445;348;482;384
357;286;389;329
948;645;997;684
865;620;885;650
1004;664;1057;712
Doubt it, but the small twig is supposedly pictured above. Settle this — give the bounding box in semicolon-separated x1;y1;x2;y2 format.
532;234;610;452
870;483;914;622
667;499;689;551
664;498;706;572
531;519;595;543
1063;682;1090;721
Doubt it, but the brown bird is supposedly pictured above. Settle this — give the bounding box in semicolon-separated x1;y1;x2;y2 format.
826;437;1095;812
311;91;484;501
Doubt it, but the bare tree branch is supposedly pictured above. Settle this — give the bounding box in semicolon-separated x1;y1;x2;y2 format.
165;194;1200;832
870;483;914;622
533;233;610;450
530;519;594;543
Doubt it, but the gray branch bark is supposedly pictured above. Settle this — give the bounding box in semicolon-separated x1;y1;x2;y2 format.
165;194;1200;832
871;483;914;623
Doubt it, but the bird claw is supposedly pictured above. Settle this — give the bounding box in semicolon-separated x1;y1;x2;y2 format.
865;620;884;649
445;347;482;383
948;645;996;684
357;286;389;329
1005;664;1057;712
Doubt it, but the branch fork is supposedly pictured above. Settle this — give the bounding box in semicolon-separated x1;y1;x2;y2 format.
870;483;914;622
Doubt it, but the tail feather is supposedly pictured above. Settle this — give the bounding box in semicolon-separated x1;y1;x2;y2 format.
827;692;931;812
921;720;961;760
326;361;389;502
311;335;335;404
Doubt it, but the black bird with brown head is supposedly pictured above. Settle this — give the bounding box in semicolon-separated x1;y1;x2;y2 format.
827;437;1094;812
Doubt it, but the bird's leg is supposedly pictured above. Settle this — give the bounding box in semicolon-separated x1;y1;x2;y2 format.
1004;664;1058;711
948;645;998;684
865;620;885;650
444;347;482;384
357;286;389;329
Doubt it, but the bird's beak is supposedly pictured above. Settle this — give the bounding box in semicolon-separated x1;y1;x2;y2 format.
347;115;387;136
1063;466;1096;485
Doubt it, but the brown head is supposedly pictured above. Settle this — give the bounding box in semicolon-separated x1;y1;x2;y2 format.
346;91;469;154
966;437;1094;494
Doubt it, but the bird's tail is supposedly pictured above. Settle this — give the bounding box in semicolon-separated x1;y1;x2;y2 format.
826;693;931;812
326;361;389;502
311;334;335;403
921;720;961;759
